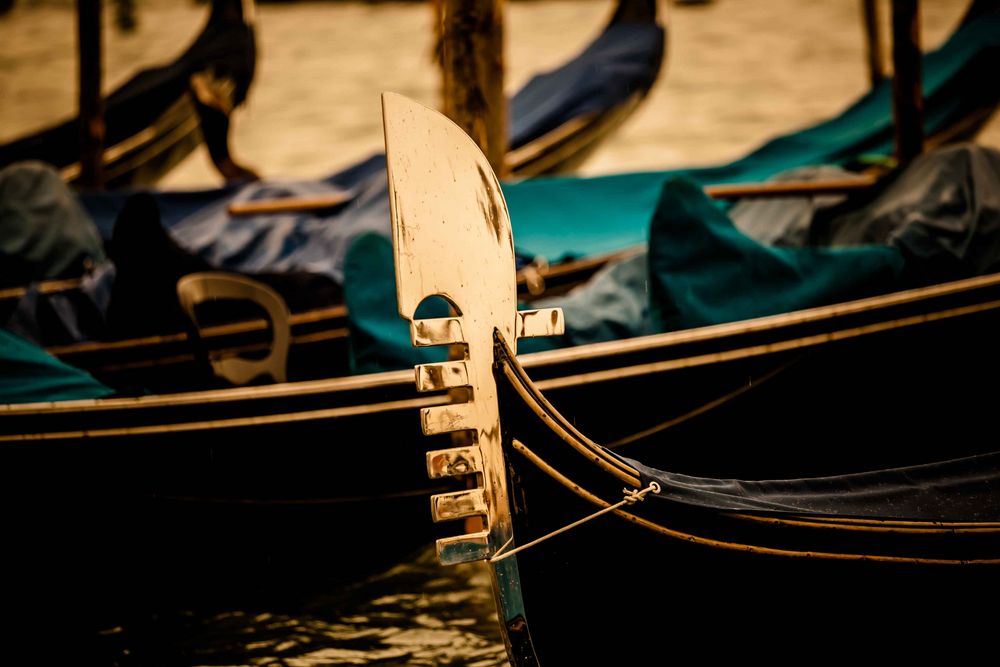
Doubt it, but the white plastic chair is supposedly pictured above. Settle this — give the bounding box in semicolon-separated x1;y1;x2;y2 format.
176;271;290;385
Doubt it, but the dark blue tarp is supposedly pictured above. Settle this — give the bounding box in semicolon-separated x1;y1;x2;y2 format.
77;5;999;278
79;12;667;280
629;450;1000;521
509;19;664;150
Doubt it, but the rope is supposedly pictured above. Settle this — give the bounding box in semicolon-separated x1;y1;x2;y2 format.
490;482;661;562
606;360;794;448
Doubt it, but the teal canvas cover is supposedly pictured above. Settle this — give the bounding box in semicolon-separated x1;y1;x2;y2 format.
505;8;1000;263
344;4;998;373
14;4;998;350
0;329;113;404
344;178;904;373
645;179;903;331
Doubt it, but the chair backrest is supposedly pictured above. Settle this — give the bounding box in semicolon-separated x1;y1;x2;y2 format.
176;271;290;385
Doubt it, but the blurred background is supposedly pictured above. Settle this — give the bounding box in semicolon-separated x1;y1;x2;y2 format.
3;0;996;188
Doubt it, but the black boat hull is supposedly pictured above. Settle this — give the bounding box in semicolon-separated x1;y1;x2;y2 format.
484;280;1000;663
0;369;453;614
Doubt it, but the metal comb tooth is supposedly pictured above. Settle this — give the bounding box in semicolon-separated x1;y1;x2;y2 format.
436;531;491;566
410;317;465;347
415;360;471;392
420;403;476;436
516;308;566;339
427;446;483;479
430;488;487;522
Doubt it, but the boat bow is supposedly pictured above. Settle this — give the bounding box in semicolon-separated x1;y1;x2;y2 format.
383;92;564;566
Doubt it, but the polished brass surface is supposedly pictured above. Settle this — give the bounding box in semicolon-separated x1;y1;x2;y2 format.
382;92;563;566
431;488;488;523
415;360;471;392
515;308;565;339
427;446;484;479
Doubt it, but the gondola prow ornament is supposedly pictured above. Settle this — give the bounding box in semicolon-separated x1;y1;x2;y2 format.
382;92;564;565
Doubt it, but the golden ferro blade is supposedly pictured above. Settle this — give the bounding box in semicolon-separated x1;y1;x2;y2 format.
381;92;563;564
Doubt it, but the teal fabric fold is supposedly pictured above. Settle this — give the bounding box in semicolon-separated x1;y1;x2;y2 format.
647;179;904;331
0;329;113;404
345;179;906;373
344;7;999;373
344;233;449;374
505;12;1000;263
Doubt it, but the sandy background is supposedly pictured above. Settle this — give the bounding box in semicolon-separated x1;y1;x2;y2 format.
2;0;997;188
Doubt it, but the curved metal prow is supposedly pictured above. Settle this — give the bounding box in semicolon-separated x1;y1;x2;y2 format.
382;92;564;565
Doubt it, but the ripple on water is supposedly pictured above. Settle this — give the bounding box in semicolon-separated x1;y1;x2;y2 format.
107;546;508;666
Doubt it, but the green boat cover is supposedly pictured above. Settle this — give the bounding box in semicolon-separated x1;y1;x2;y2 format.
0;329;114;404
645;178;903;332
344;2;1000;373
505;8;1000;263
344;178;905;373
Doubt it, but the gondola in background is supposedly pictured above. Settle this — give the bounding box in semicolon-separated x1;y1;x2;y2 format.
7;0;999;395
0;0;259;188
1;0;667;392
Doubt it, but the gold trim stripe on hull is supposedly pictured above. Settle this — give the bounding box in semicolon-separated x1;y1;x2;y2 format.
0;395;446;442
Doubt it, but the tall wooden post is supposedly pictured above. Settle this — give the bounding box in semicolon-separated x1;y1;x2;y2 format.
861;0;884;87
890;0;924;165
77;0;105;189
434;0;507;178
434;0;507;535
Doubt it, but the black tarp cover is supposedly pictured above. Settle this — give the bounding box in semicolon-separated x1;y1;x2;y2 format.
627;451;1000;522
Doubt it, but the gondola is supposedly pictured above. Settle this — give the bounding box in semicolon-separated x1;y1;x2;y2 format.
12;0;999;392
0;0;258;188
0;87;650;605
504;0;664;177
1;0;666;389
0;0;996;610
384;95;1000;663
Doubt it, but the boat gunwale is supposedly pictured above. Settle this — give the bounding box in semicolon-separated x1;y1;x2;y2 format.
7;269;1000;415
522;270;1000;370
506;438;1000;565
493;334;1000;559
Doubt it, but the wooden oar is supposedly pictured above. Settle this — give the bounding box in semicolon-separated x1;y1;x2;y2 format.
704;173;879;200
226;174;882;218
5;174;883;306
227;193;350;217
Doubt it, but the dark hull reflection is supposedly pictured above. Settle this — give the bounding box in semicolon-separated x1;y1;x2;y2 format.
77;547;506;666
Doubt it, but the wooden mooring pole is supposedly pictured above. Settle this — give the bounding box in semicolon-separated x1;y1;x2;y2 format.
861;0;885;88
890;0;924;165
434;0;508;535
434;0;508;178
77;0;105;189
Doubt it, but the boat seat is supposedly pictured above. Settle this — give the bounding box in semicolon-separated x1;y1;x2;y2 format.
175;271;290;385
